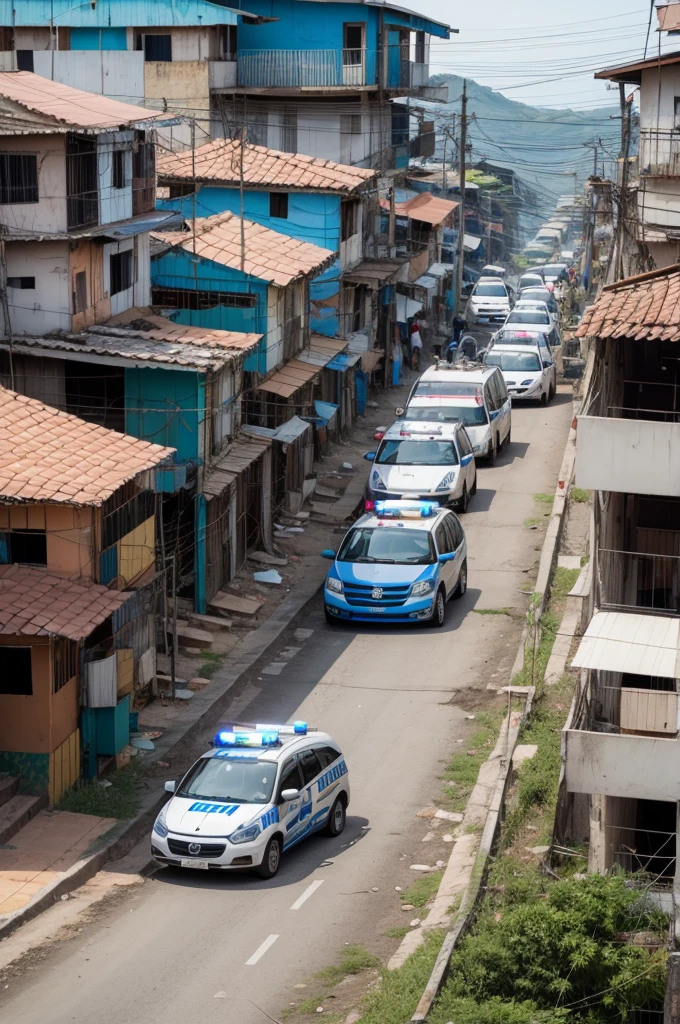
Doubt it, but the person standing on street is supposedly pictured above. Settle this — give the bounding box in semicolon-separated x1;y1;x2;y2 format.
410;322;423;370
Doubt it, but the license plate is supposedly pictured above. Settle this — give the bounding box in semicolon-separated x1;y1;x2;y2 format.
181;858;209;870
368;607;386;613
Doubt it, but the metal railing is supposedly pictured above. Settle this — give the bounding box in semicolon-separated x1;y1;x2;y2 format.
599;547;680;615
238;48;368;88
609;404;680;423
639;127;680;176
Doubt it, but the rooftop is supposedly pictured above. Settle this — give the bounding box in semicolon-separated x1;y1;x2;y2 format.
0;387;175;506
157;138;376;194
594;50;680;85
576;264;680;342
154;211;336;287
0;564;132;641
379;191;458;227
0;71;166;133
105;307;261;354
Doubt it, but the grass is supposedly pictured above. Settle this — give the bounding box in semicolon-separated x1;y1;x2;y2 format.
315;946;381;985
399;870;444;911
385;926;410;940
197;650;223;678
442;711;505;813
533;493;554;505
511;567;580;692
473;607;510;616
523;516;547;528
356;931;445;1024
57;760;145;819
571;487;590;503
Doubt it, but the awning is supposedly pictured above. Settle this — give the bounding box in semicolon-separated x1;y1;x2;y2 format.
257;359;319;398
203;435;271;500
297;334;348;368
314;400;338;425
413;274;438;290
464;234;482;252
396;293;424;322
359;349;383;373
327;352;361;372
342;259;405;287
571;612;680;679
242;415;311;444
427;263;454;278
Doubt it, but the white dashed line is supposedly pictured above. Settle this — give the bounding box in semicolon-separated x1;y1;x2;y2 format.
245;934;280;965
290;879;325;911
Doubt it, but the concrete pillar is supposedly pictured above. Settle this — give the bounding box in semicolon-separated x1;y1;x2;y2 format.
588;793;607;875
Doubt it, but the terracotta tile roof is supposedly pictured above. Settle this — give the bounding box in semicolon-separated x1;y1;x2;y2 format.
379;192;458;227
0;388;175;506
0;71;165;132
154;212;336;287
0;564;132;641
157;138;376;194
104;307;261;353
576;265;680;342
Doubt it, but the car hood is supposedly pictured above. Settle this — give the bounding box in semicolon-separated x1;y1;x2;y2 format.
501;369;542;386
371;464;458;492
165;796;267;836
464;424;491;444
336;562;434;586
470;297;509;308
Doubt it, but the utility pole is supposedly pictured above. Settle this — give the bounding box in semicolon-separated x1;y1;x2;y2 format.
454;80;467;316
388;184;396;254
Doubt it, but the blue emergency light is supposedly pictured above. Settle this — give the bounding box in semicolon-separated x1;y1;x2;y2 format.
255;721;308;736
214;729;279;748
374;500;439;518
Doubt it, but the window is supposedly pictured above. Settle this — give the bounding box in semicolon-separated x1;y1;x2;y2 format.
494;371;508;402
110;250;133;296
270;192;288;219
278;757;303;799
7;277;35;289
222;25;237;60
457;429;472;457
0;647;32;695
152;286;257;310
0;153;38;205
316;746;341;769
442;516;458;552
137;33;172;61
375;439;458;466
341;198;359;241
281;108;297;153
1;529;47;565
53;639;77;693
340;114;361;136
343;22;364;62
112;150;126;190
16;51;33;72
73;270;87;313
435;522;450;554
415;30;426;64
338;526;434;565
298;749;322;785
177;757;278;804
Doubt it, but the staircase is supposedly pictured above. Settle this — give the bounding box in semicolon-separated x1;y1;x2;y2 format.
0;776;47;846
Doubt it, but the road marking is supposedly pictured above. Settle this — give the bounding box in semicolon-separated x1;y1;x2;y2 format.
290;879;325;911
245;934;279;965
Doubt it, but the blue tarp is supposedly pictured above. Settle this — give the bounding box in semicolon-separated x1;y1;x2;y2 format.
314;400;339;425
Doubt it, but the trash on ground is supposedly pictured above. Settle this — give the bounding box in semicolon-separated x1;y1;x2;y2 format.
253;569;283;585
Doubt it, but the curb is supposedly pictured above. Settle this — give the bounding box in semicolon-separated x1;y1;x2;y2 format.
0;567;328;942
406;408;579;1023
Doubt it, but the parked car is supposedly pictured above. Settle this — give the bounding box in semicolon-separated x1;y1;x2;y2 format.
501;306;553;332
489;328;557;367
515;287;560;321
484;344;556;405
465;278;512;326
401;364;511;464
517;271;545;292
364;419;477;513
536;263;569;285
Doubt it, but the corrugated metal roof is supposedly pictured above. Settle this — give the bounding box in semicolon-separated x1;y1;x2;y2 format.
571;611;680;679
342;258;405;286
577;264;680;342
257;358;320;398
158;138;375;194
3;210;183;243
379;192;458;226
1;0;244;27
594;49;680;84
203;435;271;499
0;71;166;132
657;4;680;31
105;307;261;353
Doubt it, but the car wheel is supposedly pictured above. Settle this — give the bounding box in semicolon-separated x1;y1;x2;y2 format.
459;485;469;513
470;472;477;497
257;836;282;879
431;587;446;627
487;435;498;465
504;424;512;449
548;381;556;402
540;391;548;407
325;795;346;837
453;559;468;599
324;604;337;626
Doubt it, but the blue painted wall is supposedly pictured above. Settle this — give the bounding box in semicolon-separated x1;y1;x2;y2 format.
0;0;238;27
151;249;270;373
70;27;127;49
124;366;203;462
158;187;341;336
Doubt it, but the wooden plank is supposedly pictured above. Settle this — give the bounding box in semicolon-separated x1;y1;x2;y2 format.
187;612;233;632
209;592;262;618
169;620;214;649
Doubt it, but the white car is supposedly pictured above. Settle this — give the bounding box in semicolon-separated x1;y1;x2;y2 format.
502;306;552;332
512;298;557;325
365;419;477;513
484;344;556;405
465;278;512;326
151;723;350;878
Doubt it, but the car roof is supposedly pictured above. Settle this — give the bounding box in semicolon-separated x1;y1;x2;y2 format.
355;506;450;533
487;343;542;355
416;364;498;384
203;730;338;764
383;419;463;441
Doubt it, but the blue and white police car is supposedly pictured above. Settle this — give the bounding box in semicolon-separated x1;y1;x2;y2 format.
322;500;467;627
151;723;349;878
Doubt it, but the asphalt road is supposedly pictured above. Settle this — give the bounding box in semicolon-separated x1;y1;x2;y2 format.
0;390;574;1024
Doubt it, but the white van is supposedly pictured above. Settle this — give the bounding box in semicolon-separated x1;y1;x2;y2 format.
484;344;556;405
401;364;511;464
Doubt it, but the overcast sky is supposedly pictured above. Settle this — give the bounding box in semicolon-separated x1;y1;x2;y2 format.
416;1;669;110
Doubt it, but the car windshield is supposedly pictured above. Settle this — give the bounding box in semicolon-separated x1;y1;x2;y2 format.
413;382;480;398
542;265;566;276
497;331;549;347
486;351;541;372
407;403;488;427
177;757;278;805
520;277;543;288
507;311;550;325
473;283;507;297
376;439;459;466
338;526;435;565
521;289;553;304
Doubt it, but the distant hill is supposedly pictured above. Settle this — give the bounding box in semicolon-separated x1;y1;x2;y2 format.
427;75;622;228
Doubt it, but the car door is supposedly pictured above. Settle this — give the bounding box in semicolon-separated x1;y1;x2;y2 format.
457;427;475;491
434;519;455;596
446;512;466;588
490;370;510;443
277;754;306;850
297;747;324;837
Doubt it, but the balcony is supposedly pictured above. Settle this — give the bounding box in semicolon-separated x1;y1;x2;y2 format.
237;49;370;89
209;59;237;90
576;412;680;497
564;728;680;801
639;127;680;177
599;548;680;616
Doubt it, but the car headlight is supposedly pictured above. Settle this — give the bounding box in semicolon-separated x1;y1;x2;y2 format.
371;470;387;491
153;805;169;838
521;379;536;386
411;579;435;597
229;822;261;845
435;471;458;493
326;576;343;594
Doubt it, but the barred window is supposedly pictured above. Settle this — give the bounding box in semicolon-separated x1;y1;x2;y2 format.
54;638;77;693
0;154;38;205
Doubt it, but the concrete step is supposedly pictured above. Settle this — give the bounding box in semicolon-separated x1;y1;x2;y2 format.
0;775;19;808
0;793;47;846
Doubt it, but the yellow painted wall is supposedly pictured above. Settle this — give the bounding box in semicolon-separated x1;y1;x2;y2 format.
49;728;80;806
116;648;134;699
0;503;94;579
0;639;51;753
118;515;155;585
70;240;111;332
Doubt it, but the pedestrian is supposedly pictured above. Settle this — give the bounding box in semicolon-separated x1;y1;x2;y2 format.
417;315;429;346
409;322;423;370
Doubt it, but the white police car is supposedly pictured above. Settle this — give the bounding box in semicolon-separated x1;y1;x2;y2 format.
151;723;349;878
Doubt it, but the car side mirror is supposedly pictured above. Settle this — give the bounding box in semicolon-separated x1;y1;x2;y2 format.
364;451;376;462
280;788;299;802
439;551;456;563
321;549;336;559
164;780;176;793
460;454;473;466
395;407;404;416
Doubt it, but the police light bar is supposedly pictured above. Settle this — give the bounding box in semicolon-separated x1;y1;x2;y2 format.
214;729;280;748
374;500;439;518
255;721;309;736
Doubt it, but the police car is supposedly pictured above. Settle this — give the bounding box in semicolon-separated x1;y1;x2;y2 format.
322;499;467;627
364;420;477;513
151;723;349;878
